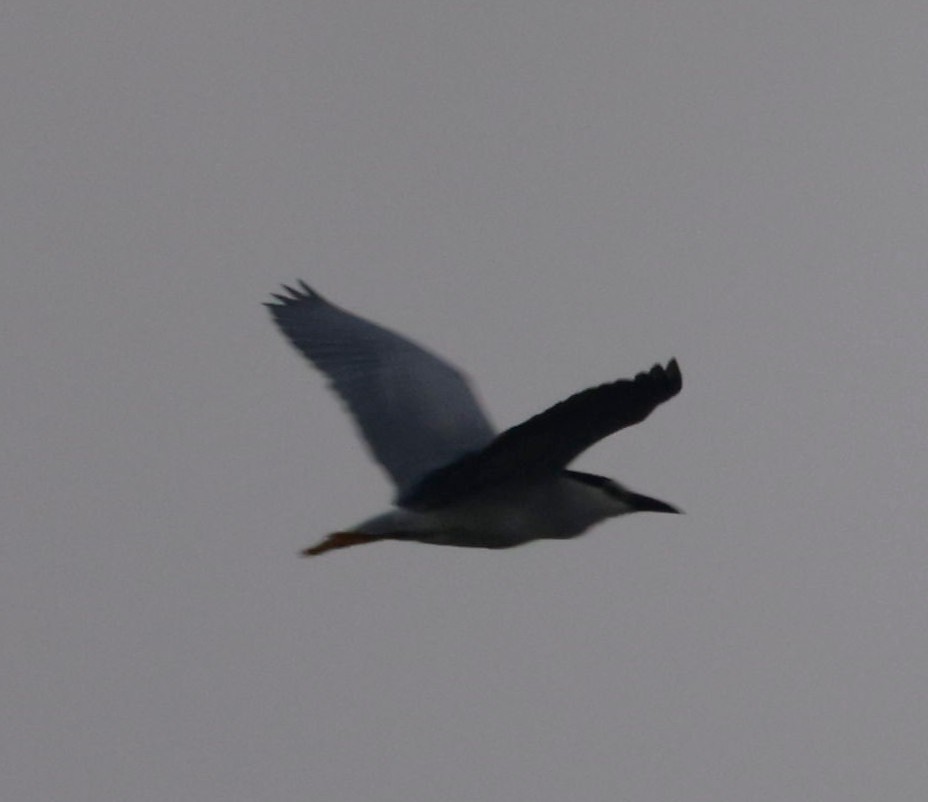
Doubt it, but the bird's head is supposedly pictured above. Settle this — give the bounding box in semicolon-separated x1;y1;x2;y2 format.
567;470;682;516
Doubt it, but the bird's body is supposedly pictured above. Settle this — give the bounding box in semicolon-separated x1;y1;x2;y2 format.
266;283;682;557
333;474;637;550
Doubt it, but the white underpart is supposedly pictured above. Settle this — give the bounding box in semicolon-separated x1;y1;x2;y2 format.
347;476;636;549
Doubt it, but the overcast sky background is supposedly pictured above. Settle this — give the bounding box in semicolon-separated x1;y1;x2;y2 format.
3;3;927;800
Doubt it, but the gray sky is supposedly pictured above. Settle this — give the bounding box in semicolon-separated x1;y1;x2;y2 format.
3;2;927;800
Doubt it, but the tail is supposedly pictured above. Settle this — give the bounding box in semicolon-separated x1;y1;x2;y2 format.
301;531;382;557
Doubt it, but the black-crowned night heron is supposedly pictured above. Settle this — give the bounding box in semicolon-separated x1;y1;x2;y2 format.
267;282;682;557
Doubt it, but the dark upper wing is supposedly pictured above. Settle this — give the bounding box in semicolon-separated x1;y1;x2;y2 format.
266;282;496;494
399;359;681;509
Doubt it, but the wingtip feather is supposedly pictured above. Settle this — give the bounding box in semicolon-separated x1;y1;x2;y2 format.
265;280;324;308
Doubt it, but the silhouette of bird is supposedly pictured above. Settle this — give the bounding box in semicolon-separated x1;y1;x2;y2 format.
267;282;682;556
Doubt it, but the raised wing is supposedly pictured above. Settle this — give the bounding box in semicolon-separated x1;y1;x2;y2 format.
400;359;681;509
266;282;496;493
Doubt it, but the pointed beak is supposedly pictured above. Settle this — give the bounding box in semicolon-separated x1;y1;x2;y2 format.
627;492;682;514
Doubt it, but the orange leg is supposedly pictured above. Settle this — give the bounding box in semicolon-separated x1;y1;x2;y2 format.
301;531;382;557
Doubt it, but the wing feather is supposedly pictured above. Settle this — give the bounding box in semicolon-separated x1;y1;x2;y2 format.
400;359;681;509
266;284;496;493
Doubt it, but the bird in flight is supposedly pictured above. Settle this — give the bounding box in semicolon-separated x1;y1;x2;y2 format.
267;282;682;556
